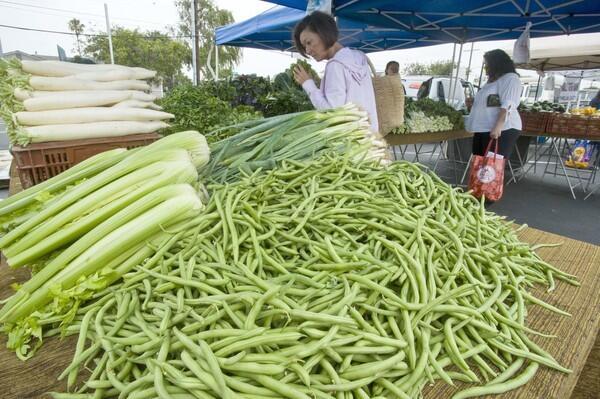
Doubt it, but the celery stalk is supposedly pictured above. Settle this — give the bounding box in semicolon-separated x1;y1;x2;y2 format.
4;158;198;266
0;148;129;217
0;184;203;324
0;148;191;248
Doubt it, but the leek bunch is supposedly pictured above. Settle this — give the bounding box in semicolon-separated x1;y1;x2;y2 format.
205;103;389;182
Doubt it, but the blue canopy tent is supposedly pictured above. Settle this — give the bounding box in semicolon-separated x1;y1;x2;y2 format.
261;0;600;43
215;5;443;53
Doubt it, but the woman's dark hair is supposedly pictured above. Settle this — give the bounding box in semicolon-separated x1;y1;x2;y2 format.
293;11;339;57
385;61;400;74
484;49;517;81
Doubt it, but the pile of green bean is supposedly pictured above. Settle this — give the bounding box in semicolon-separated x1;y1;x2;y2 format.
49;153;577;399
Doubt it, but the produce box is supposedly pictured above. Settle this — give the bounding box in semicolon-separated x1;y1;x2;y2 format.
547;113;570;135
566;114;590;137
519;111;551;134
12;133;160;189
586;117;600;140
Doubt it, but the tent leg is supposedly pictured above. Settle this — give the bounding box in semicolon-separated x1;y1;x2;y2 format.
451;42;464;109
449;43;457;103
534;74;542;101
466;42;474;81
478;62;485;87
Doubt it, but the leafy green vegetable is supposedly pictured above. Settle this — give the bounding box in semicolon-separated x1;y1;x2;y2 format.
158;84;262;141
230;74;272;109
273;59;320;91
261;90;314;117
393;98;464;134
518;101;565;113
265;60;320;117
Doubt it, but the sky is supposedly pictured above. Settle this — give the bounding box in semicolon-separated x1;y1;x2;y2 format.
0;0;598;81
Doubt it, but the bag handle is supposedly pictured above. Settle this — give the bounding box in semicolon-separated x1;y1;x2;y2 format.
367;57;377;78
484;138;500;159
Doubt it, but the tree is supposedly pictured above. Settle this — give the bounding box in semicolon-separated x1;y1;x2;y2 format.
84;27;192;90
403;62;428;76
403;60;454;76
68;18;85;56
428;60;454;76
175;0;241;81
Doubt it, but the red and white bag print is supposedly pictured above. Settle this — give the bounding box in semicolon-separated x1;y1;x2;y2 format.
468;139;505;201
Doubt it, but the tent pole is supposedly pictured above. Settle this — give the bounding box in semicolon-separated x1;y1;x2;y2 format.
534;74;542;101
448;43;457;104
451;42;464;108
466;42;474;81
478;63;485;88
576;70;584;108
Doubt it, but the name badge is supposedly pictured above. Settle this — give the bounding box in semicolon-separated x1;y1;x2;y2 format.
487;94;501;107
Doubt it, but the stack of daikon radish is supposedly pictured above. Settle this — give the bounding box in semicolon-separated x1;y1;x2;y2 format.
0;59;173;146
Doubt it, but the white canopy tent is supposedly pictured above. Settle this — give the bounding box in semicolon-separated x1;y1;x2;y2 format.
511;33;600;72
504;33;600;103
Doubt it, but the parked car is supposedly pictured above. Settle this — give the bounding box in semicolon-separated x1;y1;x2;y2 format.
402;75;431;99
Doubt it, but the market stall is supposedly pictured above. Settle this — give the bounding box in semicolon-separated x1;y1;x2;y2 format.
512;37;600;199
384;129;472;184
0;59;599;399
217;1;600;188
1;0;599;396
519;112;600;198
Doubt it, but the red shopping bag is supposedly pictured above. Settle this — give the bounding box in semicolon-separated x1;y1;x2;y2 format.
468;139;505;201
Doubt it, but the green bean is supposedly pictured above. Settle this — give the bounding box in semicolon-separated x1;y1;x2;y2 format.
377;377;411;399
32;155;578;399
489;339;570;372
250;375;311;399
452;362;539;399
313;375;379;392
66;307;96;389
341;351;406;380
215;332;304;357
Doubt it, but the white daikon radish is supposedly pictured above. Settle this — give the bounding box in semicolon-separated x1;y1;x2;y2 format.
18;90;156;100
72;69;156;81
14;88;32;101
17;121;168;144
20;60;155;78
23;91;157;111
112;100;163;111
16;108;173;126
29;76;150;91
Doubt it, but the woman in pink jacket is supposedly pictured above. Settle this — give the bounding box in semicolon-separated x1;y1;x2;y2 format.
292;11;379;133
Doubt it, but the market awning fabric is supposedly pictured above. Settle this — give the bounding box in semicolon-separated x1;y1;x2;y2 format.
215;5;441;52
258;0;600;45
509;33;600;71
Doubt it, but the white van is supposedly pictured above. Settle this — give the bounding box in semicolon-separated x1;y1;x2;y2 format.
519;75;562;105
402;75;475;111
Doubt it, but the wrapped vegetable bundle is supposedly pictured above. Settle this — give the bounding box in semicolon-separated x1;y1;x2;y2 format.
0;59;172;145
